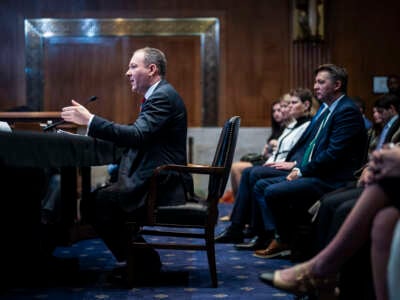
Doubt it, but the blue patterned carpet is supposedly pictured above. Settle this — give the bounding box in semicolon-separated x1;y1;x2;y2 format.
1;203;295;299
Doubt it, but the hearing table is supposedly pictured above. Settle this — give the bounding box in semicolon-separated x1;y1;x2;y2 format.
0;130;119;244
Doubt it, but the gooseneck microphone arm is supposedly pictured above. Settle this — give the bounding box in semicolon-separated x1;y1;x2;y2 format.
43;96;98;132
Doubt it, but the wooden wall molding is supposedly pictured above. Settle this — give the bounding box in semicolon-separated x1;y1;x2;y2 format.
25;18;220;125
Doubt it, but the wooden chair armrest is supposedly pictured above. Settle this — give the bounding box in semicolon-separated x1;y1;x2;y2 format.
146;164;224;224
153;163;225;175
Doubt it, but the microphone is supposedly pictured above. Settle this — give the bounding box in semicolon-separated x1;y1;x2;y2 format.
43;96;98;132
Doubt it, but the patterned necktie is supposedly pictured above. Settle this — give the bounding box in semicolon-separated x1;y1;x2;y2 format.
301;108;330;167
311;104;327;125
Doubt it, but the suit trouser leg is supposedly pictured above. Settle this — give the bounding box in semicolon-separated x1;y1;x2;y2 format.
252;176;287;233
314;186;363;252
326;198;359;246
229;166;288;229
264;177;336;244
229;167;255;228
86;188;142;262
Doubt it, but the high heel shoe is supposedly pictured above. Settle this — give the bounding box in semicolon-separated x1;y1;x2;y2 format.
259;263;338;296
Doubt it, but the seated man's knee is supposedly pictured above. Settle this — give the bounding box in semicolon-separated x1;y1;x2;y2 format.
248;166;275;185
253;180;265;200
263;185;282;205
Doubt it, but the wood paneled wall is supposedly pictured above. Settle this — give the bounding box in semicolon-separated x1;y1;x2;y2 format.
290;42;330;90
328;0;400;119
43;36;201;125
1;0;400;126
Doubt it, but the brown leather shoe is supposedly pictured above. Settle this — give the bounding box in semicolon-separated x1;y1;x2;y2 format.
253;239;291;258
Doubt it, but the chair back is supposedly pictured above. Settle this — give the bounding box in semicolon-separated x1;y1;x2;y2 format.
208;116;240;200
128;116;240;288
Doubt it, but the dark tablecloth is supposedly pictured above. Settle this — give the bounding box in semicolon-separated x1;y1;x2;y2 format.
0;130;118;167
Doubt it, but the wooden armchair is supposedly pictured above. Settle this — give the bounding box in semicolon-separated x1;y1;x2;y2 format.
126;116;240;287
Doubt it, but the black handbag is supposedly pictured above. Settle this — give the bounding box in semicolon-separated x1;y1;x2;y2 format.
240;152;266;166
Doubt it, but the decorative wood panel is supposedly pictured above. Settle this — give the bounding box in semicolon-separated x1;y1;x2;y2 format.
290;41;330;90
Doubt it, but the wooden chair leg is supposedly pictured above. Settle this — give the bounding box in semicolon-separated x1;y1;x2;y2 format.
206;237;218;287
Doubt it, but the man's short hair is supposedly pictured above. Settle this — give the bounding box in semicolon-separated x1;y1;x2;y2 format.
137;47;167;77
314;64;348;94
375;94;400;113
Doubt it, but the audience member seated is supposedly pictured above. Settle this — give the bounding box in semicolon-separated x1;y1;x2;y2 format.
220;97;288;217
259;145;400;300
265;93;294;155
368;101;385;153
353;96;373;130
250;64;366;260
297;94;400;298
215;87;314;248
313;93;400;253
224;95;290;203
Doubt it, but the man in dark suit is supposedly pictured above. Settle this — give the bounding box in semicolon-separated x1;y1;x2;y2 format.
315;93;400;252
61;47;193;264
309;93;400;299
253;64;367;258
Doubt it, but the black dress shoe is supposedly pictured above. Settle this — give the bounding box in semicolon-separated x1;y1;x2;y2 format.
234;236;270;250
215;227;244;244
243;227;256;239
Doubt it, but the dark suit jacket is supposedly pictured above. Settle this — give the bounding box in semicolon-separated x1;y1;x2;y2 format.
287;95;367;185
88;79;193;213
384;115;400;144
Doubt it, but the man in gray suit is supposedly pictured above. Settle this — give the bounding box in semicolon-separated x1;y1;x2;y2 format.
62;47;193;263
